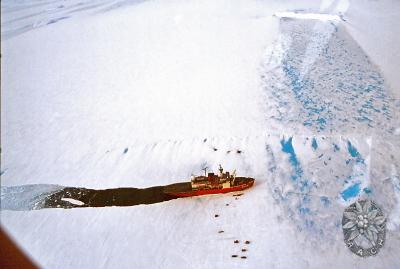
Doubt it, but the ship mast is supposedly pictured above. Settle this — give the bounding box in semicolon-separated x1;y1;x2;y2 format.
202;167;208;176
218;164;223;176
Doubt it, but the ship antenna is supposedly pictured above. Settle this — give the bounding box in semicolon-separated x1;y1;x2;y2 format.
202;166;208;176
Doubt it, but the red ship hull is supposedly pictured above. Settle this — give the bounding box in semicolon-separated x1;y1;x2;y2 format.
164;178;254;198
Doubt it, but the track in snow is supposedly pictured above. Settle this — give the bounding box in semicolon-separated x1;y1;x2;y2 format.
1;184;179;210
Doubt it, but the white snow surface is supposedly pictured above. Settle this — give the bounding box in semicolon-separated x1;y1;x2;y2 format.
344;0;400;99
1;0;400;268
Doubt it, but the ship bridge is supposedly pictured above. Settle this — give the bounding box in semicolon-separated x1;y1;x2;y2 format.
191;165;236;190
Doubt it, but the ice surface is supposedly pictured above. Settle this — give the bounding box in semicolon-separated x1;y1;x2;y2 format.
60;198;85;206
274;11;341;21
1;0;399;268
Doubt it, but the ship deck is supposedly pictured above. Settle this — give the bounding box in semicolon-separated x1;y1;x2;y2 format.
163;177;254;195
